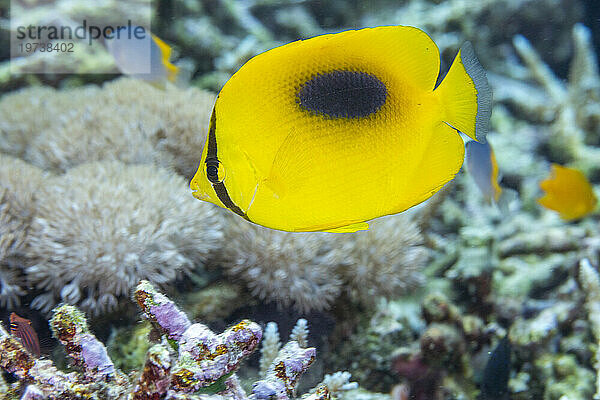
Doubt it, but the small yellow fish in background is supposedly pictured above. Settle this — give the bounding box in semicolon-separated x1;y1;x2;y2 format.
105;26;179;84
466;140;502;203
191;25;492;232
537;164;598;221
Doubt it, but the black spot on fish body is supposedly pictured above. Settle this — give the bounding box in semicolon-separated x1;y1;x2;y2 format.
296;70;387;119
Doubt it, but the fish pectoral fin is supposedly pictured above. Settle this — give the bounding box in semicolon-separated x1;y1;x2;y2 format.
322;222;369;233
262;172;287;199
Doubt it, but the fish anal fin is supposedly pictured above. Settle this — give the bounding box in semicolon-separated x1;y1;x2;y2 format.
322;222;369;233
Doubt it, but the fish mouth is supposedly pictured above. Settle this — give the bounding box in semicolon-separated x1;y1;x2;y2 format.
190;178;210;201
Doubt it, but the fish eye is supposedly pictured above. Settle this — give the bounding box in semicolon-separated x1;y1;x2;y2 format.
205;159;226;183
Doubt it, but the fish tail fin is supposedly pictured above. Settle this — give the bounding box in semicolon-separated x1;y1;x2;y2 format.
435;42;492;142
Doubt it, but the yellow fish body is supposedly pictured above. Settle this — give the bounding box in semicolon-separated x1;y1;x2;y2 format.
538;164;597;221
191;26;492;232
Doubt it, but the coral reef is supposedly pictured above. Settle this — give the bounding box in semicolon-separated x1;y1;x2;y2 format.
217;217;342;313
579;259;600;399
329;215;427;307
512;23;600;174
0;78;215;179
218;214;427;313
0;280;354;400
0;156;46;307
1;2;599;399
0;158;223;314
0;76;429;316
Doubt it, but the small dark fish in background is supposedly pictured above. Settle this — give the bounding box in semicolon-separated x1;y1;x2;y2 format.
10;312;41;357
480;336;511;400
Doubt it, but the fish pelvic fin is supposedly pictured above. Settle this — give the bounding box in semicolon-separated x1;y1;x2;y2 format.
435;41;492;142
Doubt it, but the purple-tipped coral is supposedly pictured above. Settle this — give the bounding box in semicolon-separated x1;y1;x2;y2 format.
135;279;192;341
131;344;172;399
136;280;262;392
172;320;262;392
0;280;349;399
51;304;115;378
251;341;316;400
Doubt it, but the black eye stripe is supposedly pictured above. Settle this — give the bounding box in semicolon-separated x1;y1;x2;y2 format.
205;107;250;221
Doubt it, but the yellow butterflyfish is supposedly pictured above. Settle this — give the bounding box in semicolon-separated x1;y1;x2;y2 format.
191;26;492;232
537;164;597;221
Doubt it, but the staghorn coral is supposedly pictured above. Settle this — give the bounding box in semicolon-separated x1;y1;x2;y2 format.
259;322;281;378
51;305;116;378
578;258;600;400
317;372;359;398
255;318;357;400
0;280;352;399
289;319;308;348
251;341;316;400
219;213;427;313
0;78;215;179
23;160;222;314
512;23;600;173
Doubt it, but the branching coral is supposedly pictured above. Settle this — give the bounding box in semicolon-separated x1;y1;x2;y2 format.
0;78;215;179
259;322;281;378
219;214;427;313
578;258;600;400
256;318;357;400
23;161;222;314
0;280;351;400
512;23;600;172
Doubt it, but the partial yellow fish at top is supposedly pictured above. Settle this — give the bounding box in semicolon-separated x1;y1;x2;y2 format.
537;164;597;221
191;25;492;232
105;26;179;84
